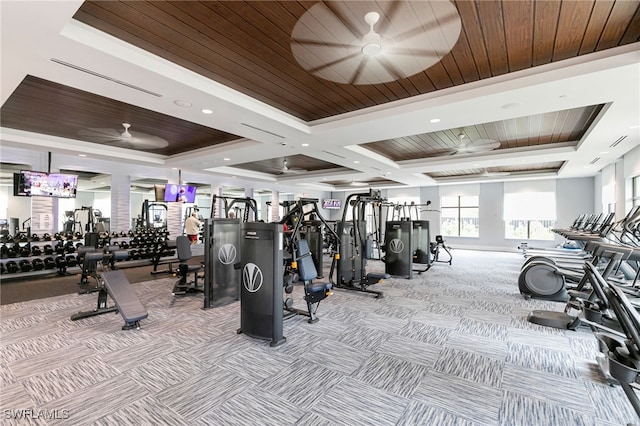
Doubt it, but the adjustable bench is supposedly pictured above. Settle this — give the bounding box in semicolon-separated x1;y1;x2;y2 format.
71;269;148;330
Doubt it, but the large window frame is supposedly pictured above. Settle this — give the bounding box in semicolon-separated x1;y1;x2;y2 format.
440;195;479;237
504;192;556;240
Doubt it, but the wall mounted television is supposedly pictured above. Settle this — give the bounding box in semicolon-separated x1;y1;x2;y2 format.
164;184;197;203
322;199;341;209
14;170;78;198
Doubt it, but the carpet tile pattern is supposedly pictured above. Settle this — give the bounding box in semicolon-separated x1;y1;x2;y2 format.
1;249;636;425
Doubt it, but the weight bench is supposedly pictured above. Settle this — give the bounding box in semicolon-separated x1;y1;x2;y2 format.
71;269;148;330
284;238;332;323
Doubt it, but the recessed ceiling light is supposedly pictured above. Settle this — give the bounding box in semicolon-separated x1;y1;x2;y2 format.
353;160;360;164
430;118;440;123
301;143;309;147
599;151;610;155
223;158;230;161
630;125;640;129
202;109;213;114
174;100;192;107
78;154;87;157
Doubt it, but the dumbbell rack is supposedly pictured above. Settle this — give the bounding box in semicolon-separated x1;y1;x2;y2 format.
0;232;85;279
97;229;177;270
0;229;177;280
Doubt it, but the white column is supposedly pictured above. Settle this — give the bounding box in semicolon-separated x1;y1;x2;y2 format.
110;173;130;233
271;191;280;222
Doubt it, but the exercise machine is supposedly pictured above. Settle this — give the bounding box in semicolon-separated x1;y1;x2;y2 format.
280;198;338;322
237;222;285;347
212;195;259;222
431;235;453;265
137;200;168;230
384;219;433;278
527;242;633;330
172;235;204;295
330;189;389;298
203;218;241;309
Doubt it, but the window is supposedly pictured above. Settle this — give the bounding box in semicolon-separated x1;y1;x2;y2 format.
504;192;555;240
441;195;479;237
633;176;640;207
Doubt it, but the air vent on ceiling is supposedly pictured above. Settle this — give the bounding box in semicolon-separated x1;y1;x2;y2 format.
609;135;627;148
589;157;601;165
50;58;162;97
371;166;382;171
322;150;345;159
240;123;285;139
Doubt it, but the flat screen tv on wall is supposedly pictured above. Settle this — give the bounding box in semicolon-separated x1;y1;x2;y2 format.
164;184;196;203
14;171;78;198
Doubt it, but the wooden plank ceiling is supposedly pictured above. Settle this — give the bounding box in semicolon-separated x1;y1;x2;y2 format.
74;0;640;122
0;0;638;178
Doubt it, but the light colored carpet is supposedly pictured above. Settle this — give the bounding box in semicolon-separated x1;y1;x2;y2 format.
0;249;635;425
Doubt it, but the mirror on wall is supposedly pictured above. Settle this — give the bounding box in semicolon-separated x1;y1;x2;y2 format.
0;162;32;235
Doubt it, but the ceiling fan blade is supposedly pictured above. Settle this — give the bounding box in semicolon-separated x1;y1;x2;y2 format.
126;134;169;149
78;128;122;141
457;140;501;153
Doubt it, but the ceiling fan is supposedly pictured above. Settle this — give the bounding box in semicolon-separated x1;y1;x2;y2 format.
453;133;501;155
78;122;169;150
279;158;306;175
435;133;501;157
478;168;511;178
290;1;461;85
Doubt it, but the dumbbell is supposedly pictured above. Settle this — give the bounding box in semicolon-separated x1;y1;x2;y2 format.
20;246;32;257
43;244;54;255
129;249;140;260
7;247;18;258
42;233;52;241
65;255;78;267
44;257;56;269
32;258;45;271
19;259;33;272
64;241;76;253
5;260;19;273
0;245;8;259
0;262;6;275
31;246;42;256
55;256;67;269
31;233;40;241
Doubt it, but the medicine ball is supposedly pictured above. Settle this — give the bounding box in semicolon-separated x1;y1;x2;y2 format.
6;260;19;273
44;257;56;269
19;259;33;272
32;258;45;271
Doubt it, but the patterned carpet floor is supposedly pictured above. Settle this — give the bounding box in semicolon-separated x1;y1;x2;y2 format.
0;249;636;425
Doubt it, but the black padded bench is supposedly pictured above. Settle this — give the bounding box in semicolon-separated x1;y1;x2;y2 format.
71;269;148;330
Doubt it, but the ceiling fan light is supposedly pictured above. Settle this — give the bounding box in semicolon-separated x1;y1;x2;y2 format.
362;30;382;56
